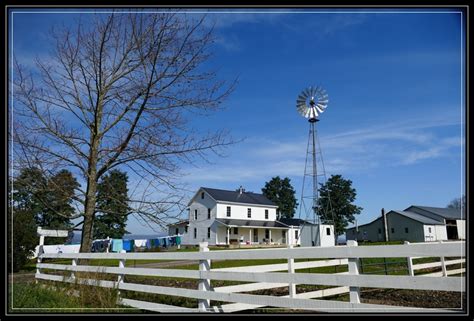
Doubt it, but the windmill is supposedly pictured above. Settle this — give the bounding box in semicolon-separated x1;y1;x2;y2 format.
296;86;334;246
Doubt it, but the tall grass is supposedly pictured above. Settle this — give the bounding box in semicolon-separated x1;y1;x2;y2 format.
9;269;140;313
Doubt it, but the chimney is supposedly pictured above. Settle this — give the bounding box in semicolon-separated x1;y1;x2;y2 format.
382;208;389;242
239;186;244;195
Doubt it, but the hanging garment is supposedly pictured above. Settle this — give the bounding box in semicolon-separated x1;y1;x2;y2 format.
162;238;168;248
134;239;147;248
104;239;111;252
146;239;152;249
123;239;133;252
111;239;123;252
176;236;181;245
170;236;176;246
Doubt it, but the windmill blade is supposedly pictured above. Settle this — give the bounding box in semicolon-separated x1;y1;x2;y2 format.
304;87;311;98
296;86;329;120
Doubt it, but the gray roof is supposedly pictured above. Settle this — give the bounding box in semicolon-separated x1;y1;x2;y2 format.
278;218;316;226
346;217;382;230
391;210;444;225
202;187;277;207
215;218;288;228
406;205;464;220
167;220;189;227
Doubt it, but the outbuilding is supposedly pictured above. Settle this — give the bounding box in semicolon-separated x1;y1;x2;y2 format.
346;205;465;243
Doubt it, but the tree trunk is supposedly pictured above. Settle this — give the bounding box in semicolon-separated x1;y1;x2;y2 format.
80;138;100;253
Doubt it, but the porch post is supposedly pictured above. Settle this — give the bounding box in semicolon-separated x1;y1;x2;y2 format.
269;230;272;244
226;227;230;245
249;229;252;245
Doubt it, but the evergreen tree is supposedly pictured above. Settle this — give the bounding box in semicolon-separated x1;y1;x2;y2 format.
317;174;362;237
11;167;47;220
93;170;130;239
262;176;299;219
9;168;45;272
8;207;38;272
11;168;79;247
41;169;79;230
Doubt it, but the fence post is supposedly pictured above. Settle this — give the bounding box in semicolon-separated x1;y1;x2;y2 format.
404;241;414;276
439;241;447;276
71;258;78;280
198;242;211;312
347;240;360;304
117;250;126;296
288;244;296;298
35;234;45;284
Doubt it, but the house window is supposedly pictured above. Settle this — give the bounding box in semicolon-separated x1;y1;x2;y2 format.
405;227;409;233
295;230;299;240
326;227;331;236
194;209;198;220
175;228;179;235
391;228;395;233
428;227;432;233
226;206;231;217
208;208;211;219
265;209;269;219
378;228;382;234
265;229;270;239
201;192;205;199
247;208;251;218
185;226;188;233
207;227;211;239
282;230;286;238
234;227;238;235
194;228;197;239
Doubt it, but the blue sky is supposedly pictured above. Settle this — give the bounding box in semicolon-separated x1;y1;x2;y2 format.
10;8;465;234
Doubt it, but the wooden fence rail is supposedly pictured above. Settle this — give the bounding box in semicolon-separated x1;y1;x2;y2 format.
36;241;465;313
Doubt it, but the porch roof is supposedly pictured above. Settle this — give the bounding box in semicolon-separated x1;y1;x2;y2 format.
215;218;289;229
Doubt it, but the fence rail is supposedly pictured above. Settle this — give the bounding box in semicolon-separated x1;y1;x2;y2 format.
35;240;465;313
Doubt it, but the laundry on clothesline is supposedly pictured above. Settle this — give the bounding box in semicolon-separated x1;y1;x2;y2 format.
103;235;181;253
91;239;111;253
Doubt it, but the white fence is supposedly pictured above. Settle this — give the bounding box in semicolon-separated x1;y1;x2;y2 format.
35;240;465;313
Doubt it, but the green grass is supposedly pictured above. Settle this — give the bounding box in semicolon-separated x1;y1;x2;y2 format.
9;281;139;313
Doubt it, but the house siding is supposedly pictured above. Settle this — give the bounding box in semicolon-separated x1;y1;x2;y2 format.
386;212;425;242
215;203;277;220
187;192;218;245
346;217;384;242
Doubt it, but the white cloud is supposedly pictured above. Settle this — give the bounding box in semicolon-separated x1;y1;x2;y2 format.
182;114;463;186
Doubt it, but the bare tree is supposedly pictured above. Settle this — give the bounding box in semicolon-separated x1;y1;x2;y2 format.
447;195;465;210
12;11;236;252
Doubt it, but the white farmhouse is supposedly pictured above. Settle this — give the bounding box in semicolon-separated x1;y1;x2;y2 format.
168;187;335;247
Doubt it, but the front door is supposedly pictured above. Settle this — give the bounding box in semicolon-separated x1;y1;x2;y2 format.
253;229;258;243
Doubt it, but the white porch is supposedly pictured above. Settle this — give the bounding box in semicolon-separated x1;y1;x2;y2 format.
215;225;290;246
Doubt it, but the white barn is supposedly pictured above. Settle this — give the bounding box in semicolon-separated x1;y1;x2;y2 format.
346;205;465;243
168;187;335;247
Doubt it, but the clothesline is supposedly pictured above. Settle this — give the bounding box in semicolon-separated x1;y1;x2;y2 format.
91;234;182;253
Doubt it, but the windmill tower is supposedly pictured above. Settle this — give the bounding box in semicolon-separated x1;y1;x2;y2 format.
296;86;333;246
